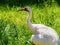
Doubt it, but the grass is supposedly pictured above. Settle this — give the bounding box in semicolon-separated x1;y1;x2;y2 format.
0;4;60;45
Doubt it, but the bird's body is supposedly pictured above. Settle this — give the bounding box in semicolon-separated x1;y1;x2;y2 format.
17;6;59;45
31;24;59;45
31;34;58;45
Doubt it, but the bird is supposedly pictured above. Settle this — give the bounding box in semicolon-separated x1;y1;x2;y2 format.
17;6;59;45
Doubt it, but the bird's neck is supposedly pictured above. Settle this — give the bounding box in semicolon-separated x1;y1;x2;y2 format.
26;10;33;29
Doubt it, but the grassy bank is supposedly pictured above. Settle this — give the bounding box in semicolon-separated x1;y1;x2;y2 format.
0;4;60;45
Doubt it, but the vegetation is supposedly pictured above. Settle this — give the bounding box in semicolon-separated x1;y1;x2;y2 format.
0;0;60;45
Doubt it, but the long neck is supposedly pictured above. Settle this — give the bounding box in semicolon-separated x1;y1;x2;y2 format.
26;10;33;29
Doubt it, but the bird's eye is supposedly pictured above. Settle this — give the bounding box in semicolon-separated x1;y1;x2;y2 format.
25;8;27;10
24;8;28;11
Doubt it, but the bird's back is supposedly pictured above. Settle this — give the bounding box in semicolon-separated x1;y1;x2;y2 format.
32;24;59;40
31;24;59;45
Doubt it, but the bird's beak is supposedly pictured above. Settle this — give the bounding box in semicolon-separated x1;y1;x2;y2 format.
17;8;24;12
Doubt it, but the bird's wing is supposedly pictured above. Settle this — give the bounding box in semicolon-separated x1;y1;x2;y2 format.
31;24;59;41
36;26;59;42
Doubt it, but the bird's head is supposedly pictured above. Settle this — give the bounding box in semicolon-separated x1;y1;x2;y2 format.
17;6;31;12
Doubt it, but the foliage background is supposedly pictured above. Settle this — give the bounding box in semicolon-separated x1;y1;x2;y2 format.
0;0;60;45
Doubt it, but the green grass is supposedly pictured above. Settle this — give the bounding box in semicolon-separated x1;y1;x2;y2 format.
0;4;60;45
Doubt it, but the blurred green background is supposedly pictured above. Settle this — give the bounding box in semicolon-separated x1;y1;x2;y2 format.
0;0;60;45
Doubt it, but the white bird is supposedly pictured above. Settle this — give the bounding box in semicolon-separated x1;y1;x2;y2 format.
17;6;59;45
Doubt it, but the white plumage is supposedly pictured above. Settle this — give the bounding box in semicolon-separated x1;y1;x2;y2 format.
31;24;59;45
17;6;59;45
